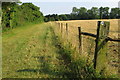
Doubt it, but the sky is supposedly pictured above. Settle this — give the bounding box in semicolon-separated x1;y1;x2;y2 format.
20;0;120;16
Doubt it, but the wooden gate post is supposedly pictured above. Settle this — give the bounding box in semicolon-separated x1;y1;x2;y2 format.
94;21;110;73
78;27;82;54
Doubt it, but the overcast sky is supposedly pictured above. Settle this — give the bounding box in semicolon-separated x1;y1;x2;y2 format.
20;0;120;15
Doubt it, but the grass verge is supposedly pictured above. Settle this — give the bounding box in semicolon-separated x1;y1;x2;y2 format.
50;24;119;79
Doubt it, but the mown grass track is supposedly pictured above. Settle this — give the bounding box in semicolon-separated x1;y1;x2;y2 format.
2;23;72;78
2;22;118;78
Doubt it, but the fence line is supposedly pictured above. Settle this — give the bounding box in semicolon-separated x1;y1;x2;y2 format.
56;21;119;73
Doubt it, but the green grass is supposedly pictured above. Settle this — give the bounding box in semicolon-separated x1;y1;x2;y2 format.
3;23;61;78
2;22;119;78
2;22;78;78
51;23;119;79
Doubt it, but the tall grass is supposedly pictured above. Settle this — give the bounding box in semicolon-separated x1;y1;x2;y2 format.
50;26;94;78
50;22;119;79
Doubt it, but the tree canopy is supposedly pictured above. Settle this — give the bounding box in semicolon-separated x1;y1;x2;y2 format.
45;7;120;22
2;2;44;30
2;2;120;30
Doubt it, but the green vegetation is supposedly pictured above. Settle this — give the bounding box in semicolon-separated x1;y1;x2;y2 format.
2;2;44;31
3;23;60;78
51;23;119;79
2;1;119;79
2;21;119;78
1;23;111;78
45;7;120;22
2;2;120;29
3;23;91;78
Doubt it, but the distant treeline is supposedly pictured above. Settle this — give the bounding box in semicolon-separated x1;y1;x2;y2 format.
45;7;120;22
2;2;120;31
2;2;44;31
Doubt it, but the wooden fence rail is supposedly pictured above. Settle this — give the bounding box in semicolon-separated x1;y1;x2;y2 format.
81;32;120;42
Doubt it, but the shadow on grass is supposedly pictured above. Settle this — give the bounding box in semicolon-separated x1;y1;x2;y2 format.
49;27;105;79
16;27;100;79
16;27;63;78
17;55;63;77
50;27;82;78
17;69;40;73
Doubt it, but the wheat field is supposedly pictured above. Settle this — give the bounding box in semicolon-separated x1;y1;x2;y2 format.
55;19;119;75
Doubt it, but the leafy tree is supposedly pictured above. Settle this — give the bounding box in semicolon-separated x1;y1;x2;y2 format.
102;7;110;19
118;9;120;19
72;7;78;14
70;13;78;20
87;9;93;19
2;2;44;31
91;7;99;19
87;7;99;19
99;7;104;19
2;2;17;29
59;14;68;20
110;8;119;19
77;7;87;19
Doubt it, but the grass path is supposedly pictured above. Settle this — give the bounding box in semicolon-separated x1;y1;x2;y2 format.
2;23;69;78
2;22;119;78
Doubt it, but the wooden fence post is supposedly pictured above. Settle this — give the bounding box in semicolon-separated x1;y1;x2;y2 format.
66;23;68;35
61;23;63;36
59;23;61;27
58;23;60;31
78;27;82;54
94;21;110;73
66;23;68;40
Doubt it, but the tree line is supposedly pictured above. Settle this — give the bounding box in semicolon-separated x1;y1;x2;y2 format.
1;2;120;31
45;7;120;22
2;2;44;31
